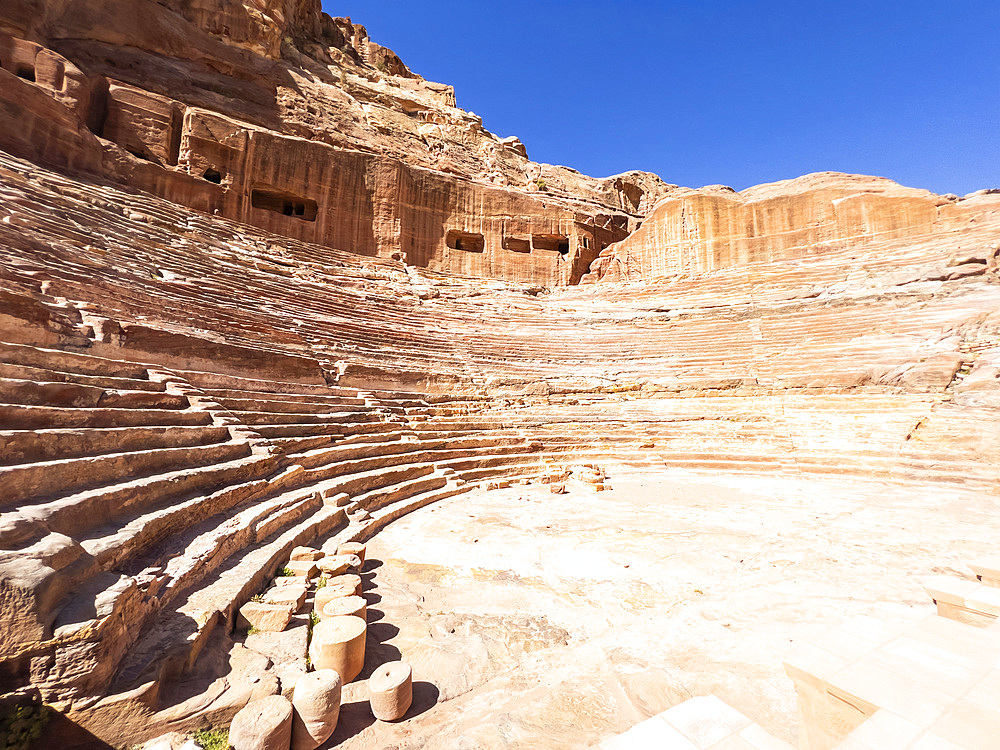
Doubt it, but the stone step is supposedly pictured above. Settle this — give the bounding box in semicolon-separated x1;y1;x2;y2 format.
307;460;437;499
352;472;450;513
16;453;279;541
290;438;422;469
0;376;108;408
78;463;307;573
0;376;190;410
0;361;166;392
968;558;1000;588
226;409;379;426
213;396;373;414
0;424;231;466
784;613;1000;750
360;482;474;538
110;503;346;693
0;403;214;429
599;695;793;750
253;422;352;439
53;476;321;640
923;575;1000;626
0;440;252;508
301;443;536;489
199;388;367;407
268;434;335;455
0;340;149;379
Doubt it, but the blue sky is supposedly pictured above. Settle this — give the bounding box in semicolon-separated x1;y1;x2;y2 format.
323;2;1000;195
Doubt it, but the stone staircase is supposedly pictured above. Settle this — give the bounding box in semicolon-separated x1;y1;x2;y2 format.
1;148;999;743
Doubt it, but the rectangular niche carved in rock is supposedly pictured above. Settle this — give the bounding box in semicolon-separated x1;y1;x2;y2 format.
503;237;531;253
532;234;570;255
446;230;485;252
250;188;318;222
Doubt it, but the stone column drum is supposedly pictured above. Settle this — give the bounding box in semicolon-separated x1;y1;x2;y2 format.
290;669;342;750
322;595;367;621
309;615;367;683
314;583;356;618
229;694;294;750
326;573;362;596
368;661;413;721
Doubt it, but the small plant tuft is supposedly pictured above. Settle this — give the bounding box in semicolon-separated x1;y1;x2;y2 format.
247;626;260;636
535;178;547;191
278;566;294;578
250;593;264;603
194;726;230;750
316;576;327;589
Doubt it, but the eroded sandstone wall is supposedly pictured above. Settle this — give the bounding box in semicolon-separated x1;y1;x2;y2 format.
0;1;670;286
587;172;1000;283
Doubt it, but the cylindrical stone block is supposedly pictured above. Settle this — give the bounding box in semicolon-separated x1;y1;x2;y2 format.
326;573;362;597
368;661;412;721
314;583;356;619
337;542;366;565
309;615;367;683
290;669;342;750
230;694;294;750
322;595;367;621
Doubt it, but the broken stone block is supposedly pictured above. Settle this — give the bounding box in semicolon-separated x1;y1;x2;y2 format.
289;546;323;562
308;615;367;683
321;595;367;621
317;554;360;577
262;582;307;612
283;560;319;578
368;661;413;721
336;542;366;565
229;694;294;750
239;601;294;633
323;492;351;508
550;482;567;494
290;669;342;750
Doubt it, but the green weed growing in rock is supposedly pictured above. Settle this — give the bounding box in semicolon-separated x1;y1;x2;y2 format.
193;726;229;750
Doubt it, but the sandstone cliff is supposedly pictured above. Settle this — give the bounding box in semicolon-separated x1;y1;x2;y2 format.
0;0;671;286
587;172;1000;282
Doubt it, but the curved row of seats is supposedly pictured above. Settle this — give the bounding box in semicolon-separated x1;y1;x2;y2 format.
1;148;999;718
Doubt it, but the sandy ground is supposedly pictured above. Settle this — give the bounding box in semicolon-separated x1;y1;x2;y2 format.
327;468;1000;749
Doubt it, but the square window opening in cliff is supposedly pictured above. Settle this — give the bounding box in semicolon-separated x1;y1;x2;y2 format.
251;188;318;222
15;64;35;82
533;234;570;255
503;237;531;254
203;168;223;184
446;230;485;253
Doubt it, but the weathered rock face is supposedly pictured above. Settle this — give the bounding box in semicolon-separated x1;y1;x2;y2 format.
0;0;669;286
587;172;1000;282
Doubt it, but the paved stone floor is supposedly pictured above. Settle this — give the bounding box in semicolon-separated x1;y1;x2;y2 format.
329;468;1000;749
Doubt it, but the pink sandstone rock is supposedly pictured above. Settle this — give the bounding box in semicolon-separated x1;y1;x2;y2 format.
229;694;294;750
239;601;295;633
290;669;342;750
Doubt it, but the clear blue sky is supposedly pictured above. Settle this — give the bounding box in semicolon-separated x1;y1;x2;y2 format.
324;1;1000;195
